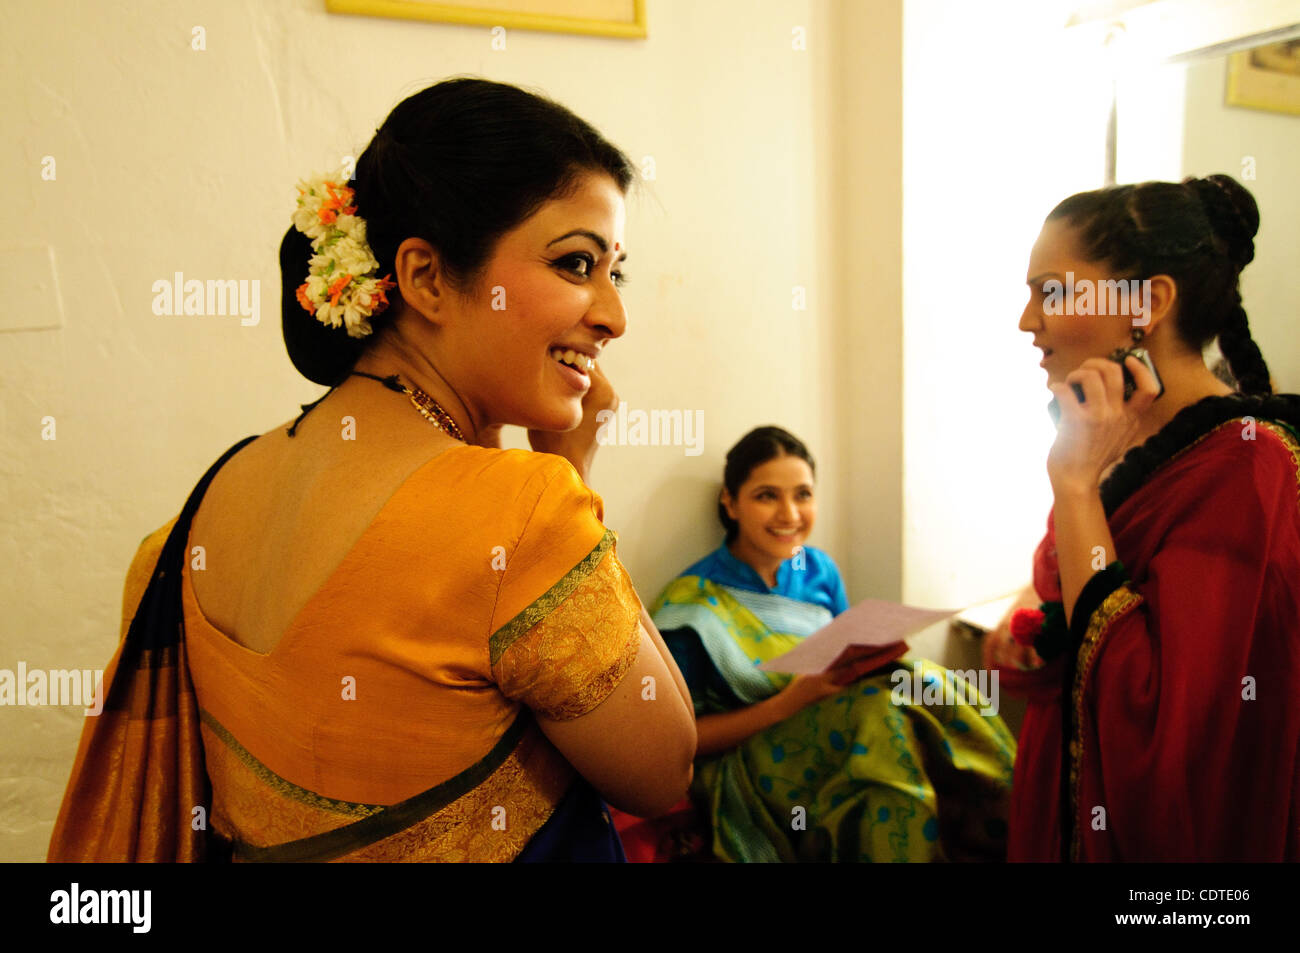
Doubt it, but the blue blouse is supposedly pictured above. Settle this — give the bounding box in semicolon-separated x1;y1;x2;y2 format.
680;543;850;617
660;543;850;713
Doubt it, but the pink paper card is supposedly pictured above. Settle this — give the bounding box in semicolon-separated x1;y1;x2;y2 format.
758;599;955;674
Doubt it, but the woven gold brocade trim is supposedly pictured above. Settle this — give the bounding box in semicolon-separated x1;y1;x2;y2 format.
199;708;385;819
338;722;575;862
493;545;642;721
218;717;575;862
1257;421;1300;508
489;528;616;666
1068;584;1143;863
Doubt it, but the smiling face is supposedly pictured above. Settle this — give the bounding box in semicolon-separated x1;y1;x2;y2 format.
723;453;817;568
1018;217;1134;387
443;170;628;431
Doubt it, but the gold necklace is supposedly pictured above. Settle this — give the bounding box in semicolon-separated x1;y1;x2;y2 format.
349;371;467;443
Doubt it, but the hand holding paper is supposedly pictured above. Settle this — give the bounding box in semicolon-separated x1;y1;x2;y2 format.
759;599;956;678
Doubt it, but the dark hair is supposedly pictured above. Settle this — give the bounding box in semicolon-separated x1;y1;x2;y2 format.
282;76;637;387
1046;174;1271;394
717;426;816;543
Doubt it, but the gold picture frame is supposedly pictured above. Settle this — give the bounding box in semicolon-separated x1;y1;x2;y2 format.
1226;40;1300;116
325;0;646;39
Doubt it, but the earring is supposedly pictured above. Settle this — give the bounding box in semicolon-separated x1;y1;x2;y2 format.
1131;327;1145;345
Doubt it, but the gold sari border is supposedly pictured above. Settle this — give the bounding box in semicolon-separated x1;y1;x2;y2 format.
102;646;184;719
1258;420;1300;506
492;550;642;720
231;710;531;862
199;708;386;819
488;528;616;666
1068;583;1143;862
124;644;179;672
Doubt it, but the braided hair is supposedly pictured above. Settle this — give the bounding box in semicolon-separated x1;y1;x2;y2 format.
1046;174;1271;395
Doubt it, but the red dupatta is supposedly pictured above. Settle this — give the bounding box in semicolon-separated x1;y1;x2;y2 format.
1003;396;1300;862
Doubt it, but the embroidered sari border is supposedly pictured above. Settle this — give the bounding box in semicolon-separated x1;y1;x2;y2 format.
719;584;832;638
653;601;778;706
100;646;182;716
1258;421;1300;505
489;528;616;666
1067;562;1129;646
1099;396;1299;514
651;577;797;706
200;708;385;819
229;711;532;862
491;549;642;721
124;645;179;672
1068;584;1143;862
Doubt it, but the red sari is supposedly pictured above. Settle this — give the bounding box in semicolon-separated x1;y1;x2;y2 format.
1002;395;1300;862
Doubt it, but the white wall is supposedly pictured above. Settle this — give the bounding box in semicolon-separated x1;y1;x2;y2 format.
1;0;901;861
901;0;1113;608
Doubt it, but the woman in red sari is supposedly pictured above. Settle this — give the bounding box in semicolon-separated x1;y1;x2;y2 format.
986;174;1300;861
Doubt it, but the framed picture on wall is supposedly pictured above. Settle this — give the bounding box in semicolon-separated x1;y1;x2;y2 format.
1226;40;1300;116
325;0;646;39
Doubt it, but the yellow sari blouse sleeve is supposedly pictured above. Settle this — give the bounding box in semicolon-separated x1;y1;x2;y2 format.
487;456;641;721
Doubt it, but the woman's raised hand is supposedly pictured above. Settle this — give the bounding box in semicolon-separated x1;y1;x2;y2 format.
1046;354;1160;494
528;360;618;484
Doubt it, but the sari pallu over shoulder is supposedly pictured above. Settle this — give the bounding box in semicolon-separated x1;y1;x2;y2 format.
48;436;258;862
1010;394;1300;862
651;576;826;712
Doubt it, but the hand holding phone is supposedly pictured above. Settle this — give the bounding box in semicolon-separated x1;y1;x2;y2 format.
1048;346;1164;425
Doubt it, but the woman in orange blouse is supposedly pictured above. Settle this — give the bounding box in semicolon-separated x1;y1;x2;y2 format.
49;78;695;862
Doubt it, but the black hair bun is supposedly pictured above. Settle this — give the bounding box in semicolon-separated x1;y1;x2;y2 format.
1186;174;1258;270
280;225;368;387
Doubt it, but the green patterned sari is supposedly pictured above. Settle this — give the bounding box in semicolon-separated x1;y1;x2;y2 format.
652;576;1016;862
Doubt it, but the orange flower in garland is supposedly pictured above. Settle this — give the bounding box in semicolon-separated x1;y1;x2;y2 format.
327;272;353;306
316;182;357;226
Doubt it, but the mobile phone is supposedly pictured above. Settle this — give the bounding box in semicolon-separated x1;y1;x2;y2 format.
1047;346;1164;425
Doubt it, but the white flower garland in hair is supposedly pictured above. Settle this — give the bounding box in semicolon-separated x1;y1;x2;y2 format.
291;172;394;338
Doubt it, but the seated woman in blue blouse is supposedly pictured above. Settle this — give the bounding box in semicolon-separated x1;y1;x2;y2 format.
650;426;1016;862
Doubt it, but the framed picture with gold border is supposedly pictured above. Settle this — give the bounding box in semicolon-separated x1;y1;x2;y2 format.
1226;40;1300;116
325;0;646;39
